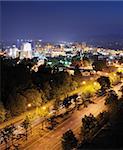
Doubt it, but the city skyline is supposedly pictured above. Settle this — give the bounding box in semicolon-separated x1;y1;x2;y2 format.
1;1;123;42
1;1;123;149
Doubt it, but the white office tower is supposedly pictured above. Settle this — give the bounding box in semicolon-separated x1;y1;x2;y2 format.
20;42;32;59
9;45;18;58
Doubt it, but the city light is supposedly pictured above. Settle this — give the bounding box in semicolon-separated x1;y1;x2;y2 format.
82;81;86;85
94;82;97;86
1;1;123;150
42;106;46;110
114;73;116;76
27;103;32;108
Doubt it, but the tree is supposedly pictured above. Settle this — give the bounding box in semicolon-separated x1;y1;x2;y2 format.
82;114;97;130
21;116;31;140
92;59;107;71
0;101;6;123
23;88;44;107
105;90;118;105
118;97;123;113
32;64;52;86
117;86;123;114
6;88;45;117
54;99;60;111
97;76;111;94
0;124;16;149
109;73;121;85
62;129;78;150
82;92;93;107
7;124;16;146
74;64;81;73
96;111;109;127
6;92;27;116
105;90;118;121
81;114;98;141
116;72;122;79
1;60;32;109
72;56;83;67
1;129;9;149
120;85;123;97
42;81;52;100
51;71;74;99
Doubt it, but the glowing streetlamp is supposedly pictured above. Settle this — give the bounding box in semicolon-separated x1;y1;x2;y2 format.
93;82;97;86
27;103;31;108
114;73;116;76
82;81;86;85
42;106;46;110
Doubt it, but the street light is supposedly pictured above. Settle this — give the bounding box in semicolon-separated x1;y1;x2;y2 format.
93;82;97;86
82;81;86;85
42;106;46;110
114;73;116;76
27;103;31;108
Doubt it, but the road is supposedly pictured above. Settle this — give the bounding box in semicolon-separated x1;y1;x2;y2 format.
0;77;97;130
22;96;106;150
22;83;123;150
0;83;122;150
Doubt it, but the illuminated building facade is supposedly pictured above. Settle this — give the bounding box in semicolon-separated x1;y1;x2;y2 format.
9;45;19;58
20;42;32;59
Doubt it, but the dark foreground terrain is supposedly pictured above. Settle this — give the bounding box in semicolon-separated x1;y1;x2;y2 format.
79;108;123;149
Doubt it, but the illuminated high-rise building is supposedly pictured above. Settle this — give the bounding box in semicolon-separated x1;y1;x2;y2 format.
9;45;19;58
20;42;32;59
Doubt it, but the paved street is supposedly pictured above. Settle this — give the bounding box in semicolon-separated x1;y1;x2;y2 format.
0;83;122;150
22;97;106;150
22;83;123;150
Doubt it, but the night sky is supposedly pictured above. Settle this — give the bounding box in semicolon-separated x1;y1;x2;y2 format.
1;1;123;42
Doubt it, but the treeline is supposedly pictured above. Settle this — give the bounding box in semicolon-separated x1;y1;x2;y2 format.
1;56;122;122
1;58;81;122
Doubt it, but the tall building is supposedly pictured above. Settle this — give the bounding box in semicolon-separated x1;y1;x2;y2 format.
9;45;19;58
20;42;32;59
